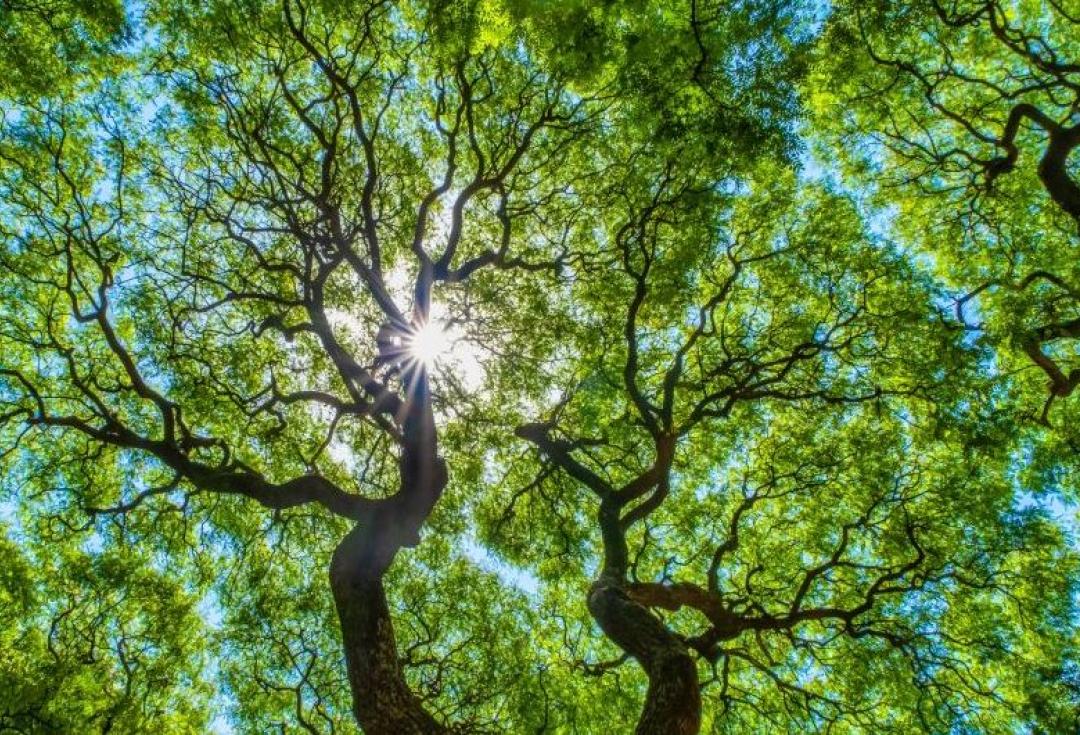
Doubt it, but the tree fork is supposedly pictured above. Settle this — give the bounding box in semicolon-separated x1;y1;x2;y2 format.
587;578;701;735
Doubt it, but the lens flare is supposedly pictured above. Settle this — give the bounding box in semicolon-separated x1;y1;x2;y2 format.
407;319;454;369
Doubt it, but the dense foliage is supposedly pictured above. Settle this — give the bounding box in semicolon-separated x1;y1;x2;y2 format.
1;0;1077;733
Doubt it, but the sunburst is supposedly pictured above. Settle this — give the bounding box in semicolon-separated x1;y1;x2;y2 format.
405;318;455;370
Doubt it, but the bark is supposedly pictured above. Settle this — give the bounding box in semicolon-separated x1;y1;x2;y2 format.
588;577;701;735
1037;123;1080;222
520;426;701;732
329;369;449;734
992;105;1080;222
330;522;448;735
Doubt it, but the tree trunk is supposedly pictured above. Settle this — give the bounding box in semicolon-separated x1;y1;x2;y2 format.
326;368;449;733
587;578;701;735
329;523;448;735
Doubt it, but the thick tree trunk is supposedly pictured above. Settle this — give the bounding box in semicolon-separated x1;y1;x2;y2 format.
329;524;448;735
587;578;701;735
329;369;449;734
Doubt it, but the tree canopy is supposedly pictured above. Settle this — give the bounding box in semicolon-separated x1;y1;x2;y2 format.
0;1;1077;733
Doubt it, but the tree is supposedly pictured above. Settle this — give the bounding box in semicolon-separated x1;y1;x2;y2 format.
814;0;1080;427
0;1;1076;734
504;160;1077;732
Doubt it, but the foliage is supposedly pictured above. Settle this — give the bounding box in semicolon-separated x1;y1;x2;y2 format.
0;1;1077;733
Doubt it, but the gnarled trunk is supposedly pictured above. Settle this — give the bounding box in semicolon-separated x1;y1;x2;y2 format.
588;578;701;735
330;523;447;735
329;368;448;734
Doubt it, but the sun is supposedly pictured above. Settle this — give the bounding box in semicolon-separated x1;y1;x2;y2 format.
400;311;486;391
406;319;455;369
